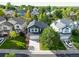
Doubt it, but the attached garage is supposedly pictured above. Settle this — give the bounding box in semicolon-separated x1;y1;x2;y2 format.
29;35;39;40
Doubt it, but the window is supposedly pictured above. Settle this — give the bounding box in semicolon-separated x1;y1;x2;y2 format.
30;28;39;32
30;29;34;32
3;27;7;30
35;28;38;32
16;26;19;28
63;27;71;33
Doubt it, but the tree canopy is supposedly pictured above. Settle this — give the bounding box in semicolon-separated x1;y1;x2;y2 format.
9;31;18;38
53;9;63;19
6;2;12;10
40;27;66;50
0;8;4;16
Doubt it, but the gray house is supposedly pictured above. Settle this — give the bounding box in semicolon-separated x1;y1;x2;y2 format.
0;17;27;35
31;8;39;15
0;16;6;24
27;20;48;39
4;10;15;18
0;22;13;36
50;18;77;40
8;17;27;33
27;20;48;34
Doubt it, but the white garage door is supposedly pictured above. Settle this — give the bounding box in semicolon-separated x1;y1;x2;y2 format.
30;35;39;39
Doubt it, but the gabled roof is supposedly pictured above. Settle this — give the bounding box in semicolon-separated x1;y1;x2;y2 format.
27;20;48;29
1;22;13;27
14;17;26;25
60;18;73;26
9;17;26;25
0;16;6;22
31;8;39;15
53;18;73;29
4;10;14;14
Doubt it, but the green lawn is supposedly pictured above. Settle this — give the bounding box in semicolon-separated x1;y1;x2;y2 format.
40;40;66;50
0;35;28;49
72;35;79;49
72;30;79;49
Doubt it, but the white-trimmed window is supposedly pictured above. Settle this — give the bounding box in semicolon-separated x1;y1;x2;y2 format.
34;28;39;32
30;28;39;32
30;29;34;32
63;27;71;33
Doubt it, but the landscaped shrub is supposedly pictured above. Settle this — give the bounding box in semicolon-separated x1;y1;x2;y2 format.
40;27;66;50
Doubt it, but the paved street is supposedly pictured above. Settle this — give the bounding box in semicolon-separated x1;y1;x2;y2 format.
0;49;79;57
0;53;29;57
56;53;79;57
30;53;79;57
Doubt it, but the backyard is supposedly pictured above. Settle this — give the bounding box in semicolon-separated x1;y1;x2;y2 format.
0;32;28;49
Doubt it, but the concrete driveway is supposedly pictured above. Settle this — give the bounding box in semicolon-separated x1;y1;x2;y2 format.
60;33;77;50
28;34;40;51
61;39;77;50
28;39;40;51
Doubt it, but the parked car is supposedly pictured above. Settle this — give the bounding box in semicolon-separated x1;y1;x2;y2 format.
0;37;4;43
64;40;73;48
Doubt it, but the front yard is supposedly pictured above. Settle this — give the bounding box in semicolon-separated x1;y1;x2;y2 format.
0;32;28;49
72;30;79;49
40;27;66;50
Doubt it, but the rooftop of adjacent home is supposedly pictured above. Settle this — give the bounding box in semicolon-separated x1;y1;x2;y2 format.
8;17;26;25
0;16;6;22
51;18;74;29
27;20;48;29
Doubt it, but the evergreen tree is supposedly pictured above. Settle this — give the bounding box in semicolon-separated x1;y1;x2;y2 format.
6;2;11;10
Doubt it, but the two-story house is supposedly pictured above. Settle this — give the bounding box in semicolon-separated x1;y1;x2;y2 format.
8;17;27;33
50;18;78;40
27;20;48;39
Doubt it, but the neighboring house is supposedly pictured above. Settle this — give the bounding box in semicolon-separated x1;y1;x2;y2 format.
31;8;39;15
8;17;27;33
4;10;15;17
16;10;26;16
0;16;6;24
69;11;77;20
50;18;78;40
0;22;13;36
50;18;75;33
46;10;56;16
27;20;48;39
46;10;51;16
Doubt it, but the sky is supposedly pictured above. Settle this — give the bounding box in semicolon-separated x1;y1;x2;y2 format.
0;0;79;6
0;0;52;6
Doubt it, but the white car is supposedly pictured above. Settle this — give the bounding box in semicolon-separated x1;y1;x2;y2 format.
64;41;73;48
0;37;4;43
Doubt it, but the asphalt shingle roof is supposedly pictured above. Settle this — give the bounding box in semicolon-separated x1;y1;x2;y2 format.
27;20;48;29
0;16;6;21
1;22;13;27
60;19;73;26
10;17;26;25
55;18;73;29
